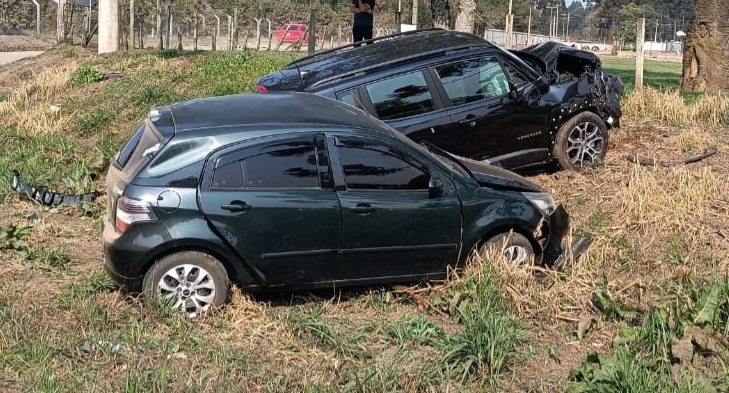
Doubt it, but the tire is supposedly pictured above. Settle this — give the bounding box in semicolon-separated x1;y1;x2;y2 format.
592;46;600;51
552;112;609;171
142;251;229;315
479;232;536;266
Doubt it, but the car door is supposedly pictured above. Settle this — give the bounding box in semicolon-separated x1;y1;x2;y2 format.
433;56;550;167
350;71;455;151
329;134;462;280
199;134;341;285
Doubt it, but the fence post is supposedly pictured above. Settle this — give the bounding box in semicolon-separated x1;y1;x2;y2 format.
193;14;198;51
635;18;645;90
255;18;262;50
266;19;272;50
308;11;316;55
227;14;232;50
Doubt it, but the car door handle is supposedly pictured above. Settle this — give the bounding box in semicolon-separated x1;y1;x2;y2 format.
221;200;251;213
459;114;478;127
348;203;374;215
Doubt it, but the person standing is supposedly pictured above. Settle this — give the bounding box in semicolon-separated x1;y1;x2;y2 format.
350;0;375;45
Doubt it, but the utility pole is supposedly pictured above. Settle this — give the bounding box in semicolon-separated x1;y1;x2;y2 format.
505;0;513;48
547;5;557;37
99;0;120;53
412;0;418;26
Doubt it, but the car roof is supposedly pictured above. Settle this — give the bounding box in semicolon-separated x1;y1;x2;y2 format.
286;29;492;83
163;92;393;134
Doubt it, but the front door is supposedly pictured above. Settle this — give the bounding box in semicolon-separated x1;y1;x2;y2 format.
433;56;550;166
199;135;341;285
331;135;462;280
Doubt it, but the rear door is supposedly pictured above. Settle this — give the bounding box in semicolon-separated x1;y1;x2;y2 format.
329;134;462;280
199;134;341;285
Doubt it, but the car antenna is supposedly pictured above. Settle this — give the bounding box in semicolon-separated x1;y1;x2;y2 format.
290;54;305;91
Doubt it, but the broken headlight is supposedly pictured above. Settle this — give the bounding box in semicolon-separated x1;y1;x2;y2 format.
522;192;555;216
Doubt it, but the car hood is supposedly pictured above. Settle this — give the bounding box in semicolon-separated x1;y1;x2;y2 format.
518;41;600;74
456;156;542;193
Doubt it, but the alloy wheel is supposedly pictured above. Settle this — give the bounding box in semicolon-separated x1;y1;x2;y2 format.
565;121;605;168
157;264;217;314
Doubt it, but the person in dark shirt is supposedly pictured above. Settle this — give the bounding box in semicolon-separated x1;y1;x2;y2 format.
350;0;375;45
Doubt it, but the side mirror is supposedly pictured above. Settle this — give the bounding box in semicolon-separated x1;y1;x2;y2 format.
429;177;444;198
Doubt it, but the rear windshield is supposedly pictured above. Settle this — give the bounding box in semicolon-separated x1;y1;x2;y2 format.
115;121;164;178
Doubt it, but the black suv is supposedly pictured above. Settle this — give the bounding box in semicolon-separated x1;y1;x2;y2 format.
257;28;623;171
102;92;570;314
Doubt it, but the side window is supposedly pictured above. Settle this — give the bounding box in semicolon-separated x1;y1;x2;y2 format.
338;144;429;191
435;58;510;105
337;89;363;110
211;140;322;190
502;61;528;88
365;72;434;120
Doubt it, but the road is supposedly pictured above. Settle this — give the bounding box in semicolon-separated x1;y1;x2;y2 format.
0;51;44;66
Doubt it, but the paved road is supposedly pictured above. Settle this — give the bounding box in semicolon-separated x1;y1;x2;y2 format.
0;51;44;66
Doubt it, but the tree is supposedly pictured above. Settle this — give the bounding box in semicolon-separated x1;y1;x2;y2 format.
681;0;729;92
454;0;475;32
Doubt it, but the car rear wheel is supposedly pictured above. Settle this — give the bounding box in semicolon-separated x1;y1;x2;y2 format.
479;232;536;266
142;251;229;315
553;112;608;171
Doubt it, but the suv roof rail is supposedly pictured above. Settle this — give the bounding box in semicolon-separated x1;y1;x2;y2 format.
309;44;484;89
289;27;447;68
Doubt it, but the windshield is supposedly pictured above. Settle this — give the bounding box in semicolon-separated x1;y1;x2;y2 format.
419;141;472;179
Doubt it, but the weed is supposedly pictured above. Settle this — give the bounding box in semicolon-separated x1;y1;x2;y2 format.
63;47;78;59
134;85;180;107
384;315;445;347
282;304;366;359
74;109;115;135
0;225;31;251
58;269;117;308
24;246;75;268
71;65;105;86
0;92;8;102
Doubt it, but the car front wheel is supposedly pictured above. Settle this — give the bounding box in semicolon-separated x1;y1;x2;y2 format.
552;112;608;171
479;232;536;266
142;251;229;315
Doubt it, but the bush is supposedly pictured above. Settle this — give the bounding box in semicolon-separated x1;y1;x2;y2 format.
71;65;105;86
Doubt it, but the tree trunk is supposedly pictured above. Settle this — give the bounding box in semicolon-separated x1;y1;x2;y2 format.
129;0;135;49
680;0;729;92
156;0;162;49
56;0;67;43
453;0;475;33
430;0;451;29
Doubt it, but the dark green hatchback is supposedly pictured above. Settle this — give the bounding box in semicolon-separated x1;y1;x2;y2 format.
102;92;569;314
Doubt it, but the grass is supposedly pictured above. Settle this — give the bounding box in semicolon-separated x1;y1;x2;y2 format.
1;48;728;392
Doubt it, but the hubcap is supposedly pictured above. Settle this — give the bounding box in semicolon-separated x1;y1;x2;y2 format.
565;121;604;168
502;245;531;265
157;264;216;314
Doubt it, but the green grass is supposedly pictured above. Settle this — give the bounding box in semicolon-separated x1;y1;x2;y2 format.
602;57;682;92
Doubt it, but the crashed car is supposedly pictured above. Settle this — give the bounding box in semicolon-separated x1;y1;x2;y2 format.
257;28;624;171
102;92;571;314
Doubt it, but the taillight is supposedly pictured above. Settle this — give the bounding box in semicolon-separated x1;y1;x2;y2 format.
115;196;158;233
256;85;268;93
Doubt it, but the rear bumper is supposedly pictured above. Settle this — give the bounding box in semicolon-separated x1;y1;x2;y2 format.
101;219;144;293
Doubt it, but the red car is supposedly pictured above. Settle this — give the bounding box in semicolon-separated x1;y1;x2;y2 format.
275;23;320;43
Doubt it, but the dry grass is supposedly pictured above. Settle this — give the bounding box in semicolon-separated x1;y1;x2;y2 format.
0;64;77;135
622;87;729;126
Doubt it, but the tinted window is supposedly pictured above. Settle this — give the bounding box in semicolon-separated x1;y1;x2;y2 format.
366;72;434;120
116;124;145;168
212;161;243;189
245;146;319;188
436;58;510;105
212;144;320;189
502;62;528;88
339;146;429;190
337;90;363;110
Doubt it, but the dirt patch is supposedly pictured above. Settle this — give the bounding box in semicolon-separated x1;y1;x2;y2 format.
0;34;55;52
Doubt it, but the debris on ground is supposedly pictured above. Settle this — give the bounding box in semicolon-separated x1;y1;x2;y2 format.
625;146;718;167
10;170;99;206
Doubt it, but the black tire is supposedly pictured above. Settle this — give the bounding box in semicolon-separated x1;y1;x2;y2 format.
142;251;229;315
552;112;608;171
592;46;600;51
479;232;536;266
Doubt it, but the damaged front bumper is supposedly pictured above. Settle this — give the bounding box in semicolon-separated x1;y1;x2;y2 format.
541;204;592;268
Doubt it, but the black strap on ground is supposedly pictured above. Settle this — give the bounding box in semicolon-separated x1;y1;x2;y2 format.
11;170;100;206
625;146;718;167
